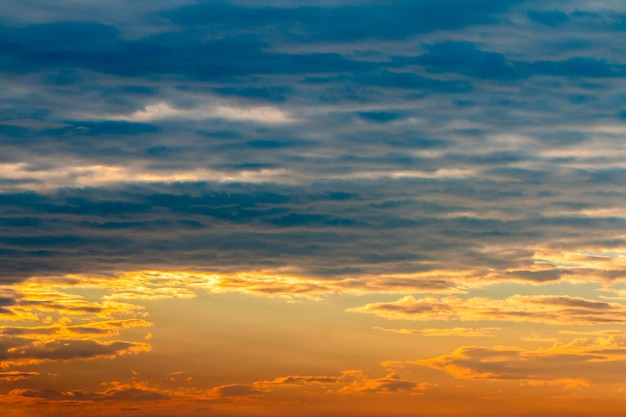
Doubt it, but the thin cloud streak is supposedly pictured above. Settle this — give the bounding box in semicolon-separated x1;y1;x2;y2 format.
349;294;626;325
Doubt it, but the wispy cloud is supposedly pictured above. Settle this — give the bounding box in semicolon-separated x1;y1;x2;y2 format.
404;334;626;385
0;371;39;381
0;338;150;367
0;319;152;341
101;102;295;124
349;294;626;325
373;326;500;337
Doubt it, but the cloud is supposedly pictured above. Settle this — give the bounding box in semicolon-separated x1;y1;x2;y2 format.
208;384;266;399
5;6;626;283
0;371;39;381
0;319;152;341
102;102;294;124
527;10;570;26
348;294;626;325
408;335;626;385
268;375;339;385
4;271;461;310
333;370;434;394
373;326;500;337
2;177;626;285
558;329;626;337
3;280;145;320
414;41;626;80
164;1;524;42
5;1;626;415
6;384;169;403
0;338;150;366
0;367;432;409
0;289;19;315
222;369;433;398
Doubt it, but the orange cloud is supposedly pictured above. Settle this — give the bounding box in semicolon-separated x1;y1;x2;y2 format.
349;294;626;325
207;383;267;399
530;249;626;284
0;366;433;415
1;280;154;372
7;386;168;402
406;335;626;386
558;329;626;337
373;326;500;337
0;280;145;322
252;368;434;398
18;271;461;304
334;370;434;394
0;319;152;341
0;338;150;367
0;371;39;381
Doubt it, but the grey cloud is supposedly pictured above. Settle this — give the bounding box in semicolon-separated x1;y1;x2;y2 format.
0;290;20;314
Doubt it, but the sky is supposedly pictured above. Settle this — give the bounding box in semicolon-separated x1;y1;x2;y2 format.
2;1;626;416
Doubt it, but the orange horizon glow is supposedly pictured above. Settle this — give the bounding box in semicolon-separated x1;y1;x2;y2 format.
2;268;626;416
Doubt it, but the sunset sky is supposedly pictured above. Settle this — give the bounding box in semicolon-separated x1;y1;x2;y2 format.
3;1;626;416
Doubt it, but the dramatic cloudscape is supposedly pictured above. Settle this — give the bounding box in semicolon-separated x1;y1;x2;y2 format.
2;1;626;415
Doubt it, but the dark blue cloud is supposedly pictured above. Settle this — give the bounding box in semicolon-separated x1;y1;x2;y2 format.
2;0;626;286
409;41;626;81
416;41;519;80
0;171;623;282
0;22;369;79
358;111;402;123
526;10;570;26
213;86;291;102
365;70;473;92
530;57;622;78
57;121;160;136
165;1;524;41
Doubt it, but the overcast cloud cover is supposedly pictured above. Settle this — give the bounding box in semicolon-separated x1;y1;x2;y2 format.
2;0;626;284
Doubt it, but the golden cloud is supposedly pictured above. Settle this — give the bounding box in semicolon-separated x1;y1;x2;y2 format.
0;338;151;367
0;371;39;381
0;366;433;413
0;319;152;341
348;294;626;325
373;326;500;337
402;335;626;386
14;270;461;304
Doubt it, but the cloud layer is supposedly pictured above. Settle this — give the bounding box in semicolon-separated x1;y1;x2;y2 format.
3;1;626;416
1;0;626;287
